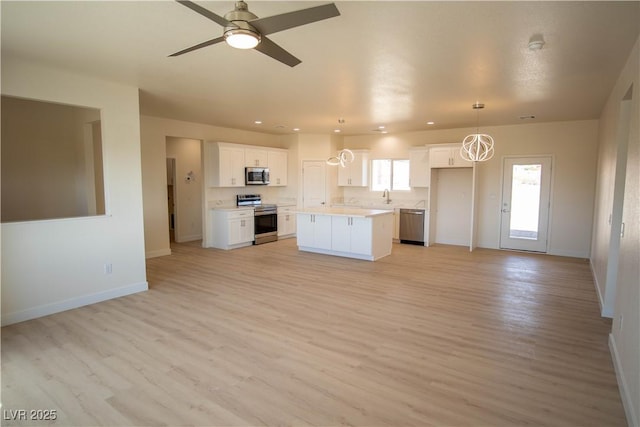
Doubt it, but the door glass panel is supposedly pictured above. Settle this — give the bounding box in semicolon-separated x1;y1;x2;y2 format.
509;164;542;240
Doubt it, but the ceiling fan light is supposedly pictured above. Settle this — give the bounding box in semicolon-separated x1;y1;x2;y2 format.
224;28;260;49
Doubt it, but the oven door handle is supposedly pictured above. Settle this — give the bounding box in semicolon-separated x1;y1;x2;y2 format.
254;211;277;217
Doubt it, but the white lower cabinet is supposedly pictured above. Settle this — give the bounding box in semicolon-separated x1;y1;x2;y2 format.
297;214;332;250
209;209;254;250
228;217;254;246
296;210;393;261
277;206;297;238
331;216;372;255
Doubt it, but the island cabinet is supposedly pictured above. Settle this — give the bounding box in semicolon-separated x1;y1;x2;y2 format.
331;216;372;255
297;213;332;250
296;208;393;261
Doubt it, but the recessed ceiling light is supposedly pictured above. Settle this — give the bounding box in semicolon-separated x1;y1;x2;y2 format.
293;127;300;132
427;121;435;125
378;125;385;129
334;129;341;133
254;120;262;125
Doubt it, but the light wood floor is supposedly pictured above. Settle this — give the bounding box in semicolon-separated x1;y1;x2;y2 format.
1;240;626;426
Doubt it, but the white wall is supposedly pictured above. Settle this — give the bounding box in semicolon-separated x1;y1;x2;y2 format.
166;137;202;242
1;57;147;325
344;119;599;257
593;36;640;427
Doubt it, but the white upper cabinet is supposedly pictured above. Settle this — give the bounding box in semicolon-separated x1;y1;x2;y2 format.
267;150;288;186
205;142;289;187
429;145;472;168
206;142;246;187
409;147;430;187
245;148;269;167
338;149;369;186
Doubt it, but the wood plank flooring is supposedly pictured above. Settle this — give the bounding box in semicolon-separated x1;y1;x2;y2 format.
1;240;626;426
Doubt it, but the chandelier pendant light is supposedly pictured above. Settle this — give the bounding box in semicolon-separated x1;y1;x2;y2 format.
460;102;495;162
327;149;355;167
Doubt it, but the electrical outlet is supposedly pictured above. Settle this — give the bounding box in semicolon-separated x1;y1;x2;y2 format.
104;263;113;275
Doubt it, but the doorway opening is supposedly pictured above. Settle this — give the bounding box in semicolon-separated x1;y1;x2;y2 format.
166;158;176;242
500;156;552;252
166;137;203;244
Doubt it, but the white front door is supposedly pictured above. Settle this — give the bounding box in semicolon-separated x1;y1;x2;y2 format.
302;161;326;208
500;156;552;252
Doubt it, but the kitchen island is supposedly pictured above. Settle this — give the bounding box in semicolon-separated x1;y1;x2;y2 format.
296;207;393;261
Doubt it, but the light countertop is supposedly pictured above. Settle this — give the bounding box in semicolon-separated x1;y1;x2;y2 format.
296;207;394;217
210;206;254;211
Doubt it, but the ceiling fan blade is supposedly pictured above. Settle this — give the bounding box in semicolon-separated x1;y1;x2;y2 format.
250;3;340;36
254;36;301;67
169;36;225;57
175;0;230;27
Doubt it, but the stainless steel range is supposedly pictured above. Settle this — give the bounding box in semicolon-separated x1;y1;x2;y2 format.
236;194;278;245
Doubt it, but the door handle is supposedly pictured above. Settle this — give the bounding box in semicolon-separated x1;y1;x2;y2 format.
501;209;510;213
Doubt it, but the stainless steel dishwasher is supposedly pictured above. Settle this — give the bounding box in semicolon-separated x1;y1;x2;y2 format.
399;209;425;245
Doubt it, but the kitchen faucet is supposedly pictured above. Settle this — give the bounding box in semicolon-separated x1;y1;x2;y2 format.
382;189;392;204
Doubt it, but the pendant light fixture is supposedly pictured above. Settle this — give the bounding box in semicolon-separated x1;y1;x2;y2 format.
327;149;355;167
460;102;495;162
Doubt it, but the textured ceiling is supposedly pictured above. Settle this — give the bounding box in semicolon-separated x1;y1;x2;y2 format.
2;1;639;135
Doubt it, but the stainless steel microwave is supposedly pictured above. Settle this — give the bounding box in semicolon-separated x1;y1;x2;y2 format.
245;167;270;185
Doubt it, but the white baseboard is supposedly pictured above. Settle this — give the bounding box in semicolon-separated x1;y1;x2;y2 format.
609;333;638;427
145;248;171;258
175;234;201;243
1;281;149;326
589;258;613;318
548;248;589;258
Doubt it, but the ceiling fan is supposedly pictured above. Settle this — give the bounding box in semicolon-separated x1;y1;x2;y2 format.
170;0;340;67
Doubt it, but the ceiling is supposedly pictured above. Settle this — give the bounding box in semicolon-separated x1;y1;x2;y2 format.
2;1;639;136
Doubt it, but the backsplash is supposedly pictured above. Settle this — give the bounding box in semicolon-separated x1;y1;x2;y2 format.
338;186;428;209
206;186;296;208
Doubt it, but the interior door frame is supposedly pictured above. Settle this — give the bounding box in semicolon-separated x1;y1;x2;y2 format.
499;155;554;253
